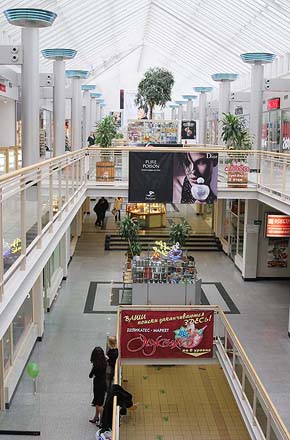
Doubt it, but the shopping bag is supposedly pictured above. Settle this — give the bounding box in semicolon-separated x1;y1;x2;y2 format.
111;208;117;216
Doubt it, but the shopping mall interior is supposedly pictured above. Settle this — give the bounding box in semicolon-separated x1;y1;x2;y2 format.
1;2;290;440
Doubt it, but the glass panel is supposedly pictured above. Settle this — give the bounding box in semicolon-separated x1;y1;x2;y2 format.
281;109;290;152
12;292;33;357
268;110;281;152
270;425;280;440
3;192;21;273
244;372;254;407
25;181;38;248
256;396;268;437
41;164;50;229
3;327;11;376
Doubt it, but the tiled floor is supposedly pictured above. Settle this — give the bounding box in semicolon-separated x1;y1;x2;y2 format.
1;206;290;439
120;364;250;440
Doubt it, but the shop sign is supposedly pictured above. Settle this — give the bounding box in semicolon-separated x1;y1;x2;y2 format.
266;214;290;238
282;137;290;150
120;309;214;359
0;83;6;93
225;159;250;187
267;97;280;111
181;120;196;140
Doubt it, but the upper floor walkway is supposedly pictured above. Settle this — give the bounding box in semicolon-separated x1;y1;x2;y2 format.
0;145;290;308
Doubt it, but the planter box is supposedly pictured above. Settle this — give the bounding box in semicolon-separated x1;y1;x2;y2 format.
96;161;115;181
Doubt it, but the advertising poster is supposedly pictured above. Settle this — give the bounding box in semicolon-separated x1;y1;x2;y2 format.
129;152;173;203
110;111;122;127
129;152;218;204
267;238;289;268
181;120;196;140
225;159;250;188
120;309;214;359
266;214;290;237
172;152;218;204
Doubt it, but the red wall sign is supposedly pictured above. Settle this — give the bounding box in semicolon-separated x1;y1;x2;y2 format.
266;214;290;237
120;309;214;359
0;84;6;93
267;97;280;111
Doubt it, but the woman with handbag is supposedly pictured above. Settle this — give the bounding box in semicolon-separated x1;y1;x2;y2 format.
113;197;122;222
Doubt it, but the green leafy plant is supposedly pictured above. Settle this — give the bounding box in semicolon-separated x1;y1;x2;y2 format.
95;115;117;148
169;221;190;247
221;113;252;150
119;215;141;256
135;67;174;119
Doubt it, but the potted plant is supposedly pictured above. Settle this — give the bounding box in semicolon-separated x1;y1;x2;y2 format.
95;115;118;181
169;221;190;247
119;216;141;261
135;67;174;119
221;113;252;187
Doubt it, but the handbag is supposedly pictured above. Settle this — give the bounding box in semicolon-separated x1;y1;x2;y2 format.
111;208;117;216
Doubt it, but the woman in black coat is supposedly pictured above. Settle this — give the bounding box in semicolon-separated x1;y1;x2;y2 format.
89;346;107;425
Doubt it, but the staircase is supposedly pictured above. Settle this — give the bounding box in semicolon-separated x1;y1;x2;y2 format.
105;233;222;252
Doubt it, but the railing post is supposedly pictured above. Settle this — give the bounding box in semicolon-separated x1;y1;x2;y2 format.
270;158;273;193
58;164;62;215
20;176;26;270
71;159;75;200
0;188;3;301
252;386;257;426
37;169;42;249
266;411;271;440
282;158;287;195
49;164;54;232
65;158;69;210
232;346;236;378
242;365;245;400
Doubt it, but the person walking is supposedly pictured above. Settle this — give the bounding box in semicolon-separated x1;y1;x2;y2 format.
106;336;119;387
93;197;109;227
113;197;122;222
89;346;107;426
87;132;95;146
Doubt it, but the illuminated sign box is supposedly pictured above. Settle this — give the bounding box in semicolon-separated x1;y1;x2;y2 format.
267;97;280;111
266;214;290;238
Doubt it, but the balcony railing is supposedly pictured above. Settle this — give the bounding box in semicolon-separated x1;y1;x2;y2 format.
112;305;290;440
0;145;290;300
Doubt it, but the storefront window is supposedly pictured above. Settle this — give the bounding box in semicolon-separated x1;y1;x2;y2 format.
281;110;290;151
12;292;33;357
261;110;281;152
238;201;245;258
3;327;11;374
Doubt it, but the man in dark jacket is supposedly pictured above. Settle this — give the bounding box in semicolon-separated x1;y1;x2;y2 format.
93;197;109;227
100;384;133;433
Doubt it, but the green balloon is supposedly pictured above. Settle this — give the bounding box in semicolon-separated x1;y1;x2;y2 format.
27;362;39;379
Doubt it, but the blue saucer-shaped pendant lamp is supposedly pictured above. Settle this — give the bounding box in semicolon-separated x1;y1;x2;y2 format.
42;49;77;60
4;8;57;27
65;70;89;79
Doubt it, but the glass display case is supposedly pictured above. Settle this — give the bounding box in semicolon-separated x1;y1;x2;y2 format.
127;119;178;145
126;203;166;228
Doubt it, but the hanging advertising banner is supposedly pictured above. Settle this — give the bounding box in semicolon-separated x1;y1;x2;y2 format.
225;159;250;188
110;111;122;128
267;238;288;268
265;214;290;238
181;120;196;140
120;309;214;359
129;152;173;202
129;152;218;204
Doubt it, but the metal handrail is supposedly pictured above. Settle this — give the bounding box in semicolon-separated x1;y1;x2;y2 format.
113;305;290;440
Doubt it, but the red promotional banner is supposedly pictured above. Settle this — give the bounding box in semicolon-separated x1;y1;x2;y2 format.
266;214;290;238
120;309;214;359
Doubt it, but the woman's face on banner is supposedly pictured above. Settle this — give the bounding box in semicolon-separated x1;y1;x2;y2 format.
184;153;210;185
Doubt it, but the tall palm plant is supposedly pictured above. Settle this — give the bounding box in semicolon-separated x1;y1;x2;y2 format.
221;113;252;150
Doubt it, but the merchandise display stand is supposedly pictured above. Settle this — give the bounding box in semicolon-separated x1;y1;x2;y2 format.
129;255;202;306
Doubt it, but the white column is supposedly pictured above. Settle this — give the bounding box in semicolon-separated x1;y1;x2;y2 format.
186;99;193;120
199;93;207;144
91;97;97;130
219;81;231;117
96;102;100;122
21;27;40;166
71;77;81;150
242;199;259;279
171;108;177;120
83;90;91;144
53;59;65;156
100;106;104;120
178;104;183;120
249;63;264;150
